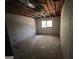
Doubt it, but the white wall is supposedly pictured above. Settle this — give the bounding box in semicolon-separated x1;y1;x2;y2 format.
36;17;60;35
6;13;36;45
60;0;73;59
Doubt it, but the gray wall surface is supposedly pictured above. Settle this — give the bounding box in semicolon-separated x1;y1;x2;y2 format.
6;13;36;45
36;17;60;35
60;0;73;59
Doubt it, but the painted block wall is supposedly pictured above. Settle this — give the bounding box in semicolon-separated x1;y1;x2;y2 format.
6;13;36;45
36;17;60;36
60;0;73;59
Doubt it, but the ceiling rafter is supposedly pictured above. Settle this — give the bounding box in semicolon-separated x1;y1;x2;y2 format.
30;0;49;16
6;0;64;18
45;0;51;16
50;0;56;16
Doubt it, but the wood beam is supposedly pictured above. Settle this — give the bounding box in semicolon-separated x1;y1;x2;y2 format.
50;0;56;16
45;0;51;16
30;0;49;16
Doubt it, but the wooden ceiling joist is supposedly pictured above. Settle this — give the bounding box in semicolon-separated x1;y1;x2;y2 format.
45;0;51;16
6;0;64;18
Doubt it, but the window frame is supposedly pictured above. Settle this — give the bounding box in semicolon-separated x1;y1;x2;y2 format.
41;20;52;28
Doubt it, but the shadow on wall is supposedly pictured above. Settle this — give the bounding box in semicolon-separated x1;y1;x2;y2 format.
5;26;13;56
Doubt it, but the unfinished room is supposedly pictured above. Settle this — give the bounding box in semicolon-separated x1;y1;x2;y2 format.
5;0;73;59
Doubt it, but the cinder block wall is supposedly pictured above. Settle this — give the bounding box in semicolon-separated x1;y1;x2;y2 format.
6;13;36;45
36;17;60;36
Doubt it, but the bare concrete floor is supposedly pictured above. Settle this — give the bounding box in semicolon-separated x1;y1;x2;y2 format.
12;35;63;59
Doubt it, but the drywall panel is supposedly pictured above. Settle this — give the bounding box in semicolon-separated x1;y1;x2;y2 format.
60;0;73;59
36;17;60;35
6;13;36;45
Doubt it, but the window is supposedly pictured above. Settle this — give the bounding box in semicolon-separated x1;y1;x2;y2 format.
47;20;52;27
42;21;46;27
41;20;52;28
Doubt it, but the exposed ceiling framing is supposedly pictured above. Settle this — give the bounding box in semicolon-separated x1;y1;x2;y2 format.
6;0;64;18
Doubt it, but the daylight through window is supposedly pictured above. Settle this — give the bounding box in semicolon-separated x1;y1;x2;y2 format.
41;20;52;28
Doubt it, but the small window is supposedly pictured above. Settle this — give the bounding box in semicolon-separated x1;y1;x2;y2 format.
41;20;52;28
42;21;46;27
47;20;52;27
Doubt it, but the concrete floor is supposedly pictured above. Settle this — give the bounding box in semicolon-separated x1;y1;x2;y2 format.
12;35;63;59
5;56;14;59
